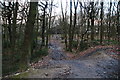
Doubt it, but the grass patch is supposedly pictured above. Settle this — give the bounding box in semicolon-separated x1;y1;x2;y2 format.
11;71;29;78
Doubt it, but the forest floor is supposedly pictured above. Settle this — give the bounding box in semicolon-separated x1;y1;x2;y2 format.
11;36;120;78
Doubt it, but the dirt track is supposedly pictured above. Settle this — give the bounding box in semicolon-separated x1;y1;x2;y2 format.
9;36;119;78
27;39;119;78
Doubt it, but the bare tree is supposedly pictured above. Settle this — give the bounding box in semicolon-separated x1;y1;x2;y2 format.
68;0;73;52
41;1;48;47
90;2;95;41
108;1;112;44
12;1;18;51
117;1;120;45
61;0;68;49
71;0;78;46
100;2;104;44
46;0;54;47
20;1;38;71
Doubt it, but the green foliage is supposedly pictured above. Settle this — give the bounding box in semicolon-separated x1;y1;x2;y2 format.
3;41;11;48
2;52;21;76
79;41;88;51
106;40;118;45
91;40;100;46
61;36;64;40
72;40;78;49
30;48;48;62
2;48;48;76
93;39;118;45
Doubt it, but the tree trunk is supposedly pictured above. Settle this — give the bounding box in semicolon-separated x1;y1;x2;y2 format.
19;1;38;71
108;2;112;44
46;16;48;47
7;2;12;45
48;0;53;44
12;2;18;51
117;1;120;45
71;0;78;47
61;0;68;50
41;2;48;47
68;0;72;52
100;2;103;44
90;2;94;41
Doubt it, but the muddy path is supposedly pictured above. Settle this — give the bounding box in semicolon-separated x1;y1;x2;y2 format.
43;37;119;78
9;36;119;78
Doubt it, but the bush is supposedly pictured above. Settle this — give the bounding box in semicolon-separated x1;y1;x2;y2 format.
79;41;88;51
72;40;78;49
107;40;118;45
61;36;64;40
91;40;100;46
2;52;21;76
30;48;48;62
2;48;48;76
93;39;119;45
3;41;11;48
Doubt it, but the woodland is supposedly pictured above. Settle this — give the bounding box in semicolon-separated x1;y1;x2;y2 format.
0;0;120;79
